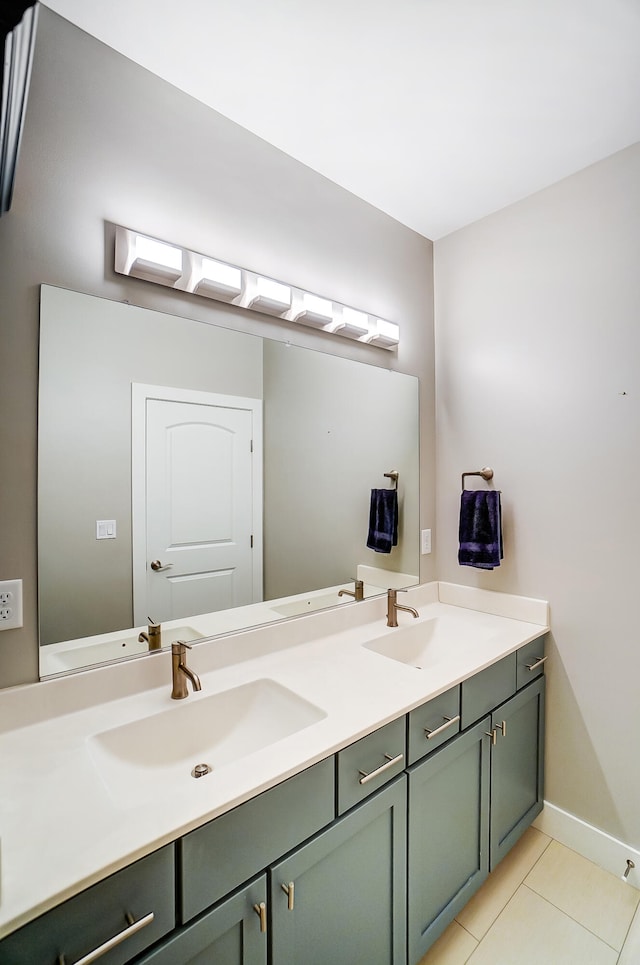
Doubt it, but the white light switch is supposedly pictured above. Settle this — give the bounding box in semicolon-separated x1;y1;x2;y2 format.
421;529;432;555
96;519;117;540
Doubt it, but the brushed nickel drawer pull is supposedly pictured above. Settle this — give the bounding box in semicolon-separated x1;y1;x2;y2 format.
424;715;460;740
253;901;267;932
57;911;154;965
485;729;497;746
281;881;295;910
526;655;547;671
358;752;404;785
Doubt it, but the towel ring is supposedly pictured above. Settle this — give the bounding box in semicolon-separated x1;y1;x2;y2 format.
461;467;494;492
384;470;399;490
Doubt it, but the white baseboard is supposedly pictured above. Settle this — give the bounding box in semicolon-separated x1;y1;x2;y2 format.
534;801;640;888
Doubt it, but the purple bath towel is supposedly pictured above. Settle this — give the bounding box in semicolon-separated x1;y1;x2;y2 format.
458;490;503;569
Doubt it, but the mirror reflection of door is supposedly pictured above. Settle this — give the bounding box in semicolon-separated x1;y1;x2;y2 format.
132;385;263;625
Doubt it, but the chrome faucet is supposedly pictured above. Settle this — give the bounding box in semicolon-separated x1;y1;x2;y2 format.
171;641;202;699
138;617;162;651
338;579;365;602
386;588;419;627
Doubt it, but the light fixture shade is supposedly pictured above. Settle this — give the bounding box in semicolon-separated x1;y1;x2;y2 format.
115;229;184;284
364;319;400;348
193;257;243;301
293;293;334;328
330;306;370;339
248;277;292;315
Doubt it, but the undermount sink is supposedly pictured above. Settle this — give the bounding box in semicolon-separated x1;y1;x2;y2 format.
87;679;326;808
363;614;496;670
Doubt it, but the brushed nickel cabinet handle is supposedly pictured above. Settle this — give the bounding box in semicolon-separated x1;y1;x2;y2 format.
424;715;460;740
281;881;295;910
57;911;154;965
253;901;267;932
498;720;507;738
358;752;404;785
526;655;547;671
485;729;497;746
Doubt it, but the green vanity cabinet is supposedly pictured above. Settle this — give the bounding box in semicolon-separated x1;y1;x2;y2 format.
489;676;545;868
0;634;547;965
136;876;267;965
270;775;407;965
407;717;491;964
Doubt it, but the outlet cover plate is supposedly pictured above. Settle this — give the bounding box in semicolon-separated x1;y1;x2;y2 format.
0;579;23;630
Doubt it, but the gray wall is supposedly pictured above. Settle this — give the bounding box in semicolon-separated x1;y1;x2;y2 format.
0;7;435;687
434;141;640;850
263;341;419;597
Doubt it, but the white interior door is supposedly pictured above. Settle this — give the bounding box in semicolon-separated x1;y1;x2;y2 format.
132;385;263;625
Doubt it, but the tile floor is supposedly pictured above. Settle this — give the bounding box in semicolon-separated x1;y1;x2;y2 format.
418;828;640;965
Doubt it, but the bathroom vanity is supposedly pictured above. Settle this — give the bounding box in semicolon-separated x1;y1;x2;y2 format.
0;582;548;965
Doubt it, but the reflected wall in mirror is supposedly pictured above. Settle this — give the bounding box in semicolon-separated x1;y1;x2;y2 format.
38;286;419;677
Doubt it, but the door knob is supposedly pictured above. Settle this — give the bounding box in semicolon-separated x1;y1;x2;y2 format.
150;560;174;571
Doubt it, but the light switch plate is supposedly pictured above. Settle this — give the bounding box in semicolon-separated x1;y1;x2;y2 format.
421;529;432;555
96;519;117;539
0;579;23;630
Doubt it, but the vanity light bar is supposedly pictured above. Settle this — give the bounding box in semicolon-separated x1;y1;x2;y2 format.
114;226;400;349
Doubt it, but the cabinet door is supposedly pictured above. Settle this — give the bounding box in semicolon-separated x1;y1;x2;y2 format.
136;876;267;965
407;717;491;965
490;676;545;868
270;775;406;965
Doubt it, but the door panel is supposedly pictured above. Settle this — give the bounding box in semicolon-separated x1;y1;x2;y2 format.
133;388;262;624
490;677;545;868
271;776;407;965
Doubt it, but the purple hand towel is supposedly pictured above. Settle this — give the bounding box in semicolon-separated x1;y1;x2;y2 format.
458;490;503;569
367;488;398;554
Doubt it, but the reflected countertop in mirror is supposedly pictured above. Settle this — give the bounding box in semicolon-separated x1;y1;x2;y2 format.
38;286;420;677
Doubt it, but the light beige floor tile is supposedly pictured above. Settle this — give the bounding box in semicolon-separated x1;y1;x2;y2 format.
416;920;478;965
456;826;551;940
466;885;618;965
524;839;640;950
619;901;640;965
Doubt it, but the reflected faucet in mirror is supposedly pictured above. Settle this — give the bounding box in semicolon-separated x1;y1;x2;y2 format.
338;579;365;602
171;641;202;699
386;588;419;628
138;617;161;651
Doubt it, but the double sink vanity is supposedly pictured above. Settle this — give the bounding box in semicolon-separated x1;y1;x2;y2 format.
0;581;549;964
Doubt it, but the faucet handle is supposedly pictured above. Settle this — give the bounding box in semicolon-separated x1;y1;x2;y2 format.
171;639;192;653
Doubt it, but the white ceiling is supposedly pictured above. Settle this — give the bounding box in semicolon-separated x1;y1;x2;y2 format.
42;0;640;240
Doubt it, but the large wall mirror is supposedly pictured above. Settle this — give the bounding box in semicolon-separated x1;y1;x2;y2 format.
38;286;419;677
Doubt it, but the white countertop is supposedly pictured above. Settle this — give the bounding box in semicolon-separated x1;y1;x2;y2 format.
0;582;548;938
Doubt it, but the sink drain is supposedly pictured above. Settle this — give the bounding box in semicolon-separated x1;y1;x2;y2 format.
191;763;213;779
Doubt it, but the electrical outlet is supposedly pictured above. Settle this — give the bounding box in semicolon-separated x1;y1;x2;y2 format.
0;579;23;630
421;529;432;555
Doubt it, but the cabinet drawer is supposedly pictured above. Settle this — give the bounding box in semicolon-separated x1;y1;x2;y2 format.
516;636;547;690
407;686;461;764
179;757;334;922
0;845;175;965
337;717;406;814
461;652;516;729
